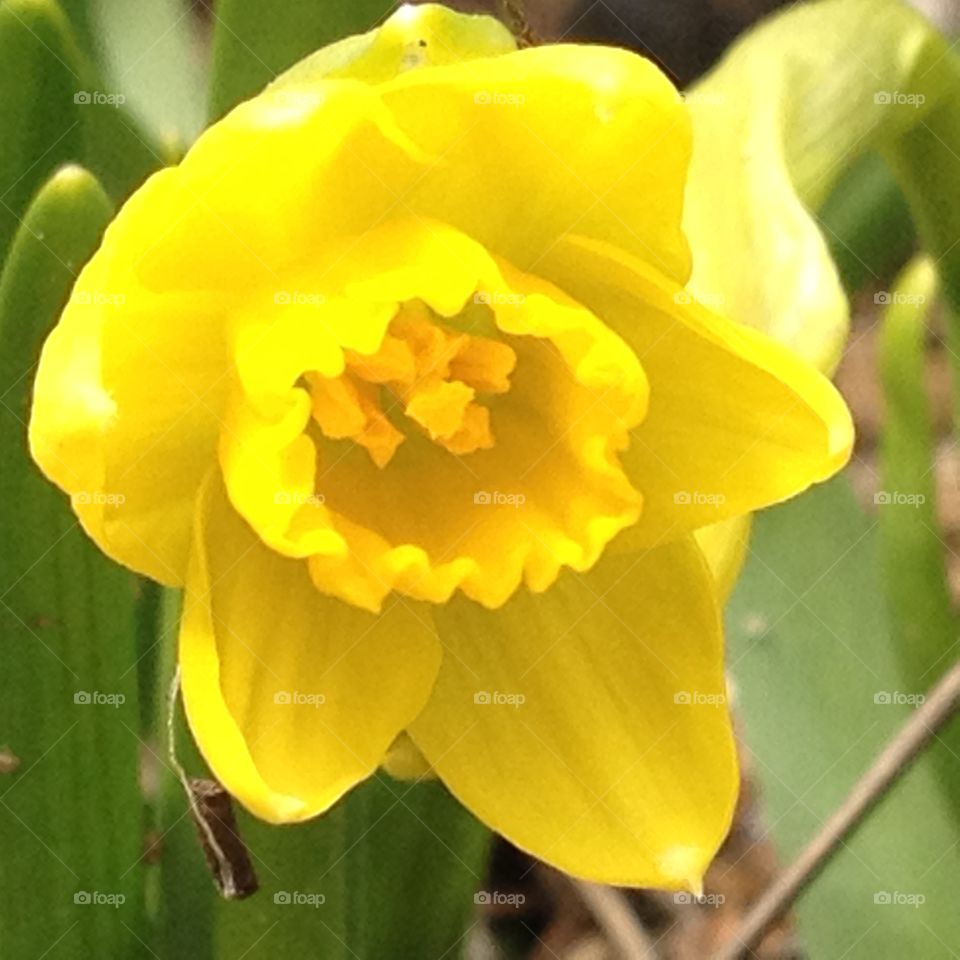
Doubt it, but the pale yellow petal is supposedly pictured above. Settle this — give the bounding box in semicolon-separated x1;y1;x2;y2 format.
409;537;738;889
179;474;442;822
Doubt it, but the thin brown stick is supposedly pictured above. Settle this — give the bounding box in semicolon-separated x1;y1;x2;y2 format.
497;0;538;46
715;658;960;960
569;878;660;960
167;668;258;899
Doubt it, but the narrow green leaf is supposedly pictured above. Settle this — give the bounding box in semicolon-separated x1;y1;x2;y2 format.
684;0;960;373
154;590;217;960
818;152;915;294
877;258;952;651
157;724;490;960
885;73;960;429
205;775;489;959
0;0;164;222
343;776;490;959
0;166;147;957
727;478;960;958
133;578;162;732
876;258;959;813
886;81;960;318
210;806;351;959
0;0;85;263
207;0;395;121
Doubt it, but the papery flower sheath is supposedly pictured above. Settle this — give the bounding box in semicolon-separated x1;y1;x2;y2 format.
29;3;852;888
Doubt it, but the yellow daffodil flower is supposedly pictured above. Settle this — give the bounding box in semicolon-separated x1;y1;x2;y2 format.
28;3;852;889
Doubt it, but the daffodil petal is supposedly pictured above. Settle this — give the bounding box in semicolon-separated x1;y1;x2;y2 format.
538;235;854;544
408;537;737;889
29;170;230;585
268;2;518;88
380;43;692;281
694;515;752;603
140;41;691;296
179;473;442;823
612;513;752;604
381;733;434;781
136;80;431;292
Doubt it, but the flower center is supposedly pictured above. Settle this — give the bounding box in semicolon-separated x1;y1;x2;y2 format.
220;218;648;612
306;301;516;468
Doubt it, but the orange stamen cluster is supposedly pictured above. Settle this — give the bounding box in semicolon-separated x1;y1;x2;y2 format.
309;301;517;466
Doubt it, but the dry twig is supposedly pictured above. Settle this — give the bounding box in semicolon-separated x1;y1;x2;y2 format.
715;659;960;959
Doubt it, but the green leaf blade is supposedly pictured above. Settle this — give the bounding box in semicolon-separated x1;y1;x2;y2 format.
727;479;960;958
0;165;147;958
202;775;488;959
207;0;395;121
684;0;959;373
0;0;85;263
876;258;960;819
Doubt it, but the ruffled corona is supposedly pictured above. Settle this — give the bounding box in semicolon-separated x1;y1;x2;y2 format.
220;218;646;612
